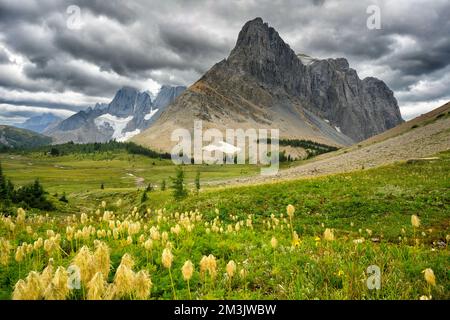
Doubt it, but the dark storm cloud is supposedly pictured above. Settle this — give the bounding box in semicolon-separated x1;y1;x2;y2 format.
0;98;84;113
23;60;126;96
52;29;183;76
0;49;9;63
0;0;449;123
73;0;138;24
158;23;231;73
387;39;450;77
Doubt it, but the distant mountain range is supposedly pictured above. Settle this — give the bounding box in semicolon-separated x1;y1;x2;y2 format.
15;113;62;133
0;125;52;149
45;85;186;144
133;18;403;151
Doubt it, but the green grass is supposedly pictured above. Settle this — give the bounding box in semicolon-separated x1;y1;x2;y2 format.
0;150;448;300
159;152;450;243
0;151;262;194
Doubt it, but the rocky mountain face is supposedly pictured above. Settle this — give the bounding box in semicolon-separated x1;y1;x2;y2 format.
300;58;403;141
154;85;187;109
45;85;186;144
133;18;403;151
15;113;62;133
226;17;403;141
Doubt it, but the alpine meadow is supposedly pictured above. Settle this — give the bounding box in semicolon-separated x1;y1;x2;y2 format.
0;0;449;305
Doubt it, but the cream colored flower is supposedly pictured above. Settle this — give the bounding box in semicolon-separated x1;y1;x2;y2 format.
323;228;335;241
422;268;436;286
162;248;173;269
181;260;194;281
271;236;278;249
411;215;420;228
286;205;295;219
226;260;236;279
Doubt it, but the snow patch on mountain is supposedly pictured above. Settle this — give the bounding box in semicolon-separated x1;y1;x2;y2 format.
94;114;133;140
117;129;141;142
144;108;159;121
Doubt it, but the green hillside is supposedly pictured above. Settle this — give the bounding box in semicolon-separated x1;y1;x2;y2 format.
0;125;52;150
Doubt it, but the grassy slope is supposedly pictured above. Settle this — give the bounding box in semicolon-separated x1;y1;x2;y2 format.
0;125;52;149
154;151;450;240
0;151;448;300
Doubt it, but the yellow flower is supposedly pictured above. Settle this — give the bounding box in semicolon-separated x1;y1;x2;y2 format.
422;268;436;286
411;215;420;228
134;270;152;300
199;254;217;279
16;208;26;223
270;236;278;249
126;236;133;245
286;205;295;219
226;260;236;279
292;232;301;247
162;248;173;269
323;228;335;241
113;257;135;298
86;272;106;300
45;266;69;300
181;260;194;281
144;239;153;251
93;241;110;278
73;246;95;284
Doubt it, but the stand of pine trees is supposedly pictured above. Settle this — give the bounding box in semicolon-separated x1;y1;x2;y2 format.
0;161;54;212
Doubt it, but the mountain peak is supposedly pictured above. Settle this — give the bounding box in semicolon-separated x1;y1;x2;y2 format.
117;86;139;95
225;18;302;89
233;17;281;51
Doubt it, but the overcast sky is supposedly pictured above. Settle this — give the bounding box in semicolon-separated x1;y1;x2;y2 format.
0;0;449;125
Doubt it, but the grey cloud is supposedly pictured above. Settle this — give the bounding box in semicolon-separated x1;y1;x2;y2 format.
0;0;449;124
73;0;138;24
0;49;9;63
0;98;86;112
23;59;129;97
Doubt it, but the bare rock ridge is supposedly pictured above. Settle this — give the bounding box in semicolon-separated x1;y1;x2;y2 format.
225;17;403;141
45;85;186;144
133;18;402;151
